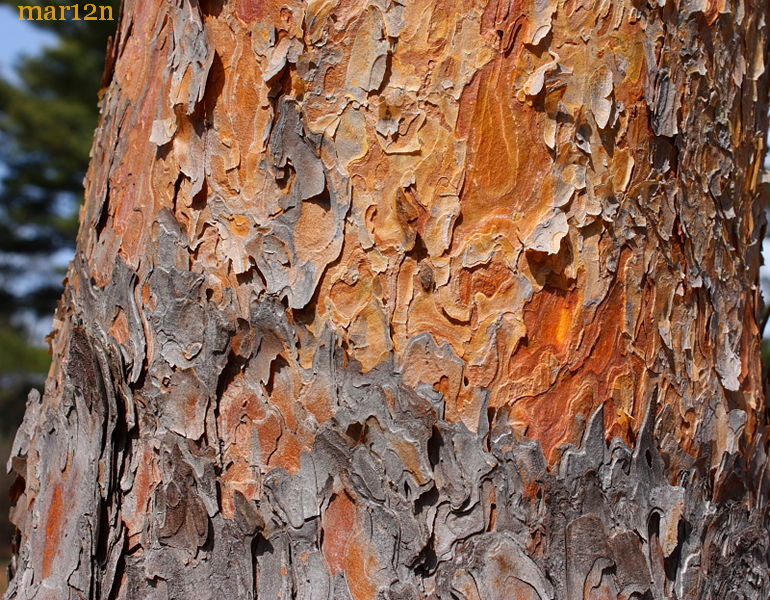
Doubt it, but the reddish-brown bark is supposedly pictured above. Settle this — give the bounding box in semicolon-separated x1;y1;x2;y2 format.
5;0;770;598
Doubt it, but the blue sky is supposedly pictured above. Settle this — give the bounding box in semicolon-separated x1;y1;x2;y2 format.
0;6;56;79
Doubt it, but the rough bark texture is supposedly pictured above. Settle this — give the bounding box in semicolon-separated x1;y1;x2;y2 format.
5;0;770;598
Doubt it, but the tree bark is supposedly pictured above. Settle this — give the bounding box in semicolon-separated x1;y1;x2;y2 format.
6;0;770;598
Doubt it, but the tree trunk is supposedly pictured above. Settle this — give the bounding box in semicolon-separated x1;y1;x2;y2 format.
6;0;770;598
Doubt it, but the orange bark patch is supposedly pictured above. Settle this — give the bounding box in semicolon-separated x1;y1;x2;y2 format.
456;56;549;243
42;483;64;579
505;277;649;460
256;411;283;464
322;491;380;600
293;201;336;264
125;444;156;540
109;307;130;346
222;459;259;517
470;260;515;298
235;0;270;23
322;492;356;575
522;286;580;357
269;430;304;475
300;377;335;425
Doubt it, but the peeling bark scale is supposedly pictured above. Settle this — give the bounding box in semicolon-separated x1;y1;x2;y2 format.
5;0;770;598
